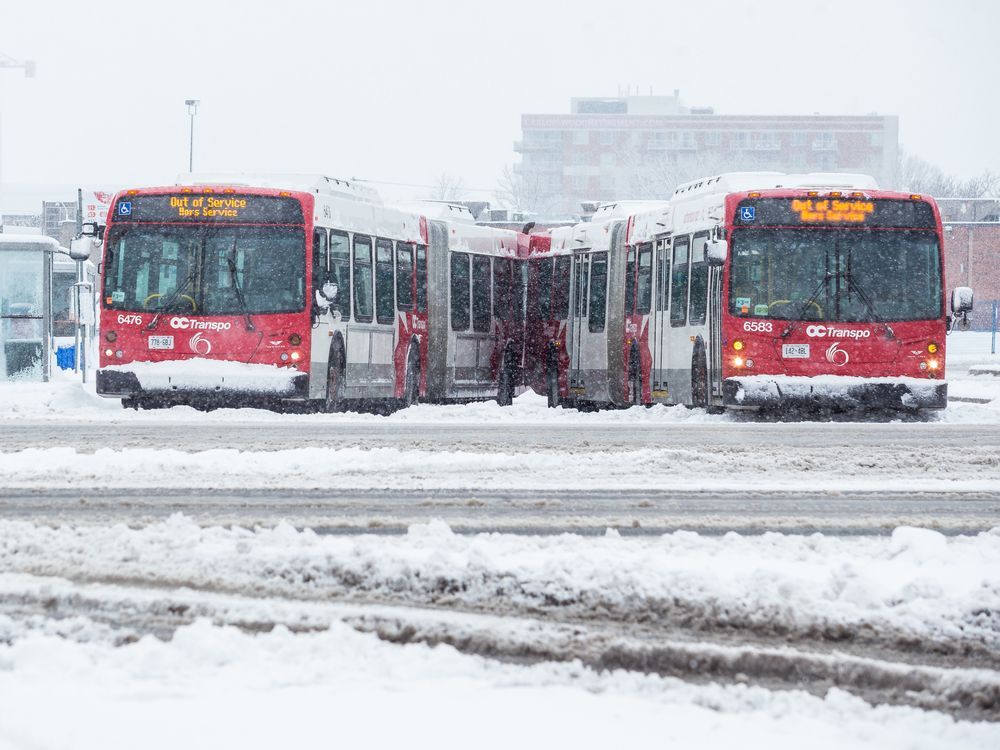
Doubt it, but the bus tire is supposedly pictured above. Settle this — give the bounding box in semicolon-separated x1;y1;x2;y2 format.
403;349;420;408
325;345;346;413
497;349;514;407
691;350;709;409
546;353;560;409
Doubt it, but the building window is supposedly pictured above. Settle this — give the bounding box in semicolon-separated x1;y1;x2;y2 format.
730;132;749;150
600;152;616;168
573;130;589;145
751;132;781;151
868;132;883;147
791;131;807;147
571;175;589;191
812;132;836;151
599;131;616;146
704;131;721;146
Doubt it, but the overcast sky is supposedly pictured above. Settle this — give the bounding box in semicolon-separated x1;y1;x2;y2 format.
0;0;996;205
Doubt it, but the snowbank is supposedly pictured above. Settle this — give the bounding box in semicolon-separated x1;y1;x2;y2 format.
1;615;995;750
3;517;998;653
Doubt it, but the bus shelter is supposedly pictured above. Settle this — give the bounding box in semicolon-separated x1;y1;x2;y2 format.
0;234;66;381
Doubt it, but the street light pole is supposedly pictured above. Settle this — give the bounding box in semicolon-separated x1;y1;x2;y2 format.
185;99;199;173
0;52;35;220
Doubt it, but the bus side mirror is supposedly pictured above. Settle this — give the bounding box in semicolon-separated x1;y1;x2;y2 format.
321;281;339;305
706;239;728;267
81;221;104;240
951;286;973;315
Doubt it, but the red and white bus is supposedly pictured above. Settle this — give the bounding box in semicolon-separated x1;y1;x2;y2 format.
96;176;524;409
527;173;973;412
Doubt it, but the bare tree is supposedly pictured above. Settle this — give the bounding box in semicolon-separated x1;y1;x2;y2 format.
494;164;555;214
429;173;467;201
896;151;999;199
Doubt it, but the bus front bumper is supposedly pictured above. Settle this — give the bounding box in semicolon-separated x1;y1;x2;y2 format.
722;375;948;411
96;366;310;403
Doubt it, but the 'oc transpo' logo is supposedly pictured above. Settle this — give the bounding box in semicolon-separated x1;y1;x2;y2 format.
805;324;871;340
189;332;212;355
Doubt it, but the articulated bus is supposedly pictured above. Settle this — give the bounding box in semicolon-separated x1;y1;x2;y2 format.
96;176;523;409
526;172;973;412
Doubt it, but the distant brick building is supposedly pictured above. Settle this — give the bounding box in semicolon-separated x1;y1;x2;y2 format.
940;199;1000;330
514;93;899;215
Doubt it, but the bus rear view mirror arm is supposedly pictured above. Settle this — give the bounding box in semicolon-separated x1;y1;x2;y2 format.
706;239;727;267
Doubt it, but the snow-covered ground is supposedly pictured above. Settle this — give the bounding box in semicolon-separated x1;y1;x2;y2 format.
1;333;998;747
2;519;999;748
3;614;995;750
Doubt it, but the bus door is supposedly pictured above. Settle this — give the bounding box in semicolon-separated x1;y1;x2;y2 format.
567;252;588;392
707;247;723;400
665;234;692;402
370;239;396;387
652;237;671;398
448;251;477;388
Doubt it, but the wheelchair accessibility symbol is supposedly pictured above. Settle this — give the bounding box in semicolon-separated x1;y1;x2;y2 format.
118;201;133;216
740;206;755;222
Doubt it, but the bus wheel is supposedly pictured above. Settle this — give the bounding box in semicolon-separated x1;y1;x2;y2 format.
325;351;346;413
546;362;560;408
403;351;420;408
691;353;708;409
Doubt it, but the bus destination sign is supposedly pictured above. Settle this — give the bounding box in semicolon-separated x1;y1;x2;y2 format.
791;199;874;223
734;197;935;228
112;193;304;224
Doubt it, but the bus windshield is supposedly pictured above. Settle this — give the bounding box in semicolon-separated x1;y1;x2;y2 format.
728;228;942;323
104;225;306;315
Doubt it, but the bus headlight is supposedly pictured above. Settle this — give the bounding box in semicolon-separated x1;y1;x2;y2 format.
104;348;114;357
733;356;745;368
929;359;939;370
290;351;302;362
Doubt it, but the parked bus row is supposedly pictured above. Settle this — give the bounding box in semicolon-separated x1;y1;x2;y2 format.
92;172;973;413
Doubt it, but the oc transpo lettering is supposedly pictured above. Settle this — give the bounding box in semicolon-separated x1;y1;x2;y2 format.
804;325;870;340
169;317;233;332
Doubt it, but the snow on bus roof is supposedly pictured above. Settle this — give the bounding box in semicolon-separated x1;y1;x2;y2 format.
394;201;476;224
175;174;382;204
590;200;670;221
672;172;879;199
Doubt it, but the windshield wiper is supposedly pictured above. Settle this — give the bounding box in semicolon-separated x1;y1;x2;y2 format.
226;240;255;332
780;272;833;338
842;270;895;339
145;266;198;331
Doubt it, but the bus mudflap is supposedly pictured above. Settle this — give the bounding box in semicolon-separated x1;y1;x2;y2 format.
722;376;948;411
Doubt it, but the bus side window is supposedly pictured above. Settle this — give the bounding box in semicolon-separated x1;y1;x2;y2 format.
492;257;506;321
396;243;414;311
624;245;637;315
588;251;608;333
538;258;553;320
416;245;427;314
670;236;690;327
472;255;491;333
450;252;470;331
330;231;350;320
637;243;653;315
375;238;394;325
689;232;709;326
353;235;373;323
657;241;671;312
311;228;328;310
553;256;570;320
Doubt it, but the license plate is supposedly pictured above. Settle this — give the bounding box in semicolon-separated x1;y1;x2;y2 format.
148;336;174;350
782;343;810;359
